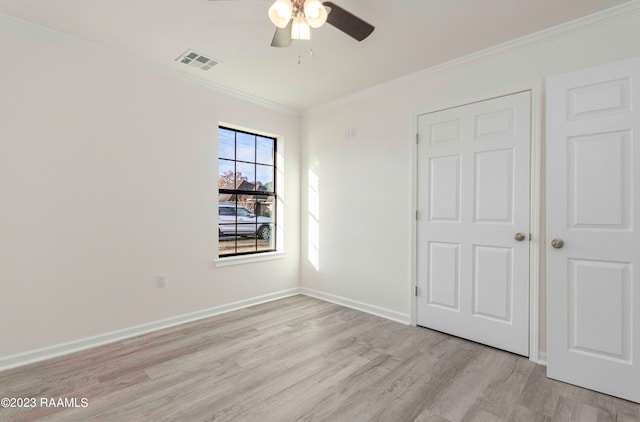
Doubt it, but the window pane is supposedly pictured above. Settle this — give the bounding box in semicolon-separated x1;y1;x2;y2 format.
235;237;257;254
253;193;275;252
236;223;258;237
256;137;274;165
218;240;236;256
236;206;254;218
256;164;274;192
243;194;274;219
236;162;255;190
218;128;235;160
257;224;275;252
218;194;237;256
236;132;255;162
218;159;235;189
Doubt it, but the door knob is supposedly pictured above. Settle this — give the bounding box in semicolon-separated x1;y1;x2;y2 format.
551;238;564;249
514;232;526;241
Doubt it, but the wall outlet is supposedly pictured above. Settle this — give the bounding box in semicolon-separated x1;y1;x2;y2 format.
155;274;167;288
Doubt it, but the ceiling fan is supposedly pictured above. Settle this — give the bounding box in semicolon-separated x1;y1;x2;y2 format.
210;0;375;47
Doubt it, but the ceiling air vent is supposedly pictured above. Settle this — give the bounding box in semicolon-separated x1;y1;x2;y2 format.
175;49;220;71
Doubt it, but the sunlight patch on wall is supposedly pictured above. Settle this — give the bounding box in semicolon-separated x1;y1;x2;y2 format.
276;148;285;251
308;169;320;270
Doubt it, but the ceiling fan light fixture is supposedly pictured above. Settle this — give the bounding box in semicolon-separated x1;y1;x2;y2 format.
303;0;328;28
268;0;293;28
291;16;311;40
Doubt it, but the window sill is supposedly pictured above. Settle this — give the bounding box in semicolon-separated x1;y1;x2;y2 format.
214;251;287;267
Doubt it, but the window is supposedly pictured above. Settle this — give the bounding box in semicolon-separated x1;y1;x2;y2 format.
218;126;277;257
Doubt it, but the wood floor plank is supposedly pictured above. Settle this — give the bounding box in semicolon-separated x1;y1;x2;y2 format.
427;346;511;421
473;356;537;419
1;295;638;422
549;397;614;422
517;364;567;417
505;405;550;422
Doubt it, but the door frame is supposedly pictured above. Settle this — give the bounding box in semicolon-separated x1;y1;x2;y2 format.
409;85;543;364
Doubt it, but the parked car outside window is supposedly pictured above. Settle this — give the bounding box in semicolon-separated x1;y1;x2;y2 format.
218;204;272;240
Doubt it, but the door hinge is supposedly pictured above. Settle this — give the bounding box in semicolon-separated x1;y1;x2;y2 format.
416;133;419;144
416;210;420;220
415;286;418;296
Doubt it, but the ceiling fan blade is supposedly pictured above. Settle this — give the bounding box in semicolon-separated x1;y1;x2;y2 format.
322;1;374;41
271;20;292;47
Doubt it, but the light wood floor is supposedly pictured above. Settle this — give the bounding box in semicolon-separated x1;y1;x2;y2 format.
1;295;639;422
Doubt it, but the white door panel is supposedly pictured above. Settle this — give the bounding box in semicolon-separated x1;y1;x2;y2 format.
472;245;512;322
427;241;460;310
546;57;640;403
417;92;531;356
429;155;461;222
474;148;514;223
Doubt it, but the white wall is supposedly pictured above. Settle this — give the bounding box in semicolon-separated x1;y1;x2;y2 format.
0;19;301;358
301;6;640;354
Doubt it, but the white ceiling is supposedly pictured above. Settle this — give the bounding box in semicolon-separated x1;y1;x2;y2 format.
0;0;631;110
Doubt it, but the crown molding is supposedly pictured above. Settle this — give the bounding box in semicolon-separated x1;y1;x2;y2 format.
0;13;300;116
304;0;640;114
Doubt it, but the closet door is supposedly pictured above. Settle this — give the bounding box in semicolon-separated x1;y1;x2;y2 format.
416;92;531;356
546;57;640;403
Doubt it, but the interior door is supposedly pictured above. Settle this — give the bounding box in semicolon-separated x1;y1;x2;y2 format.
416;92;531;356
546;57;640;403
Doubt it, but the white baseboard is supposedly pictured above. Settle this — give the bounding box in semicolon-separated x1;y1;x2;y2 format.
300;287;411;325
0;287;536;372
0;288;301;372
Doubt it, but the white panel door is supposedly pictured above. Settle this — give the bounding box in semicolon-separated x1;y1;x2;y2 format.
416;92;531;356
546;57;640;403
